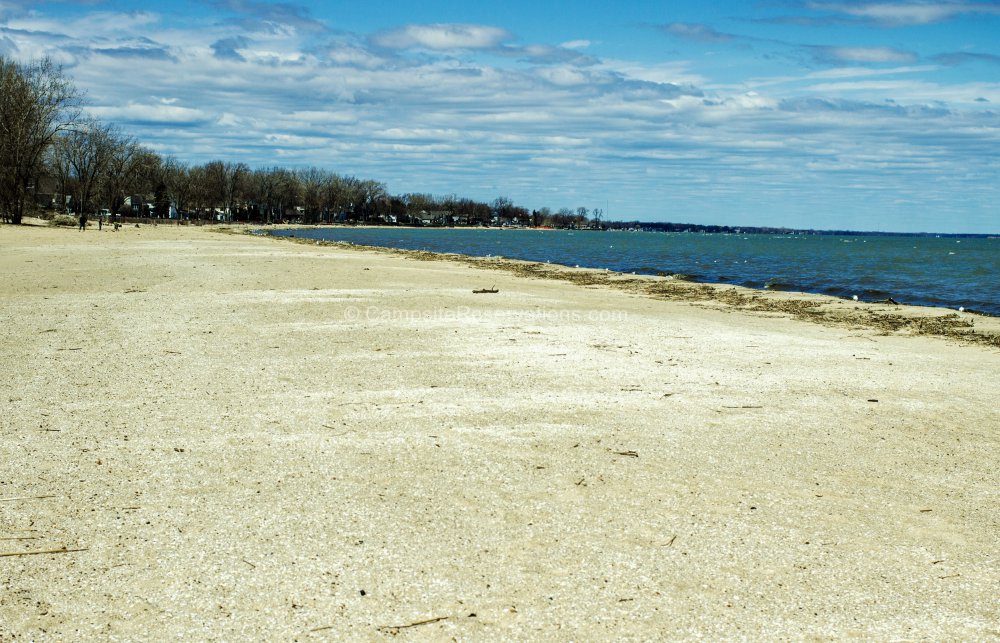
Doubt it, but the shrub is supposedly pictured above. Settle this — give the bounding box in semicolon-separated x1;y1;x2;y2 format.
51;214;79;227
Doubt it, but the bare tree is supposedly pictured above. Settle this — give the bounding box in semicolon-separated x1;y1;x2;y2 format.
204;161;249;220
161;158;195;218
100;132;151;217
298;167;328;223
0;57;81;224
248;166;299;223
52;119;117;216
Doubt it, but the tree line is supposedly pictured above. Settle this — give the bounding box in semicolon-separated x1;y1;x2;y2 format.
1;57;603;228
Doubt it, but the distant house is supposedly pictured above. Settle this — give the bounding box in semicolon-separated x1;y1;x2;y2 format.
415;210;450;226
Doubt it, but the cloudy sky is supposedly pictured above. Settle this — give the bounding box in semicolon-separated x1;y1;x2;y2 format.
2;1;998;232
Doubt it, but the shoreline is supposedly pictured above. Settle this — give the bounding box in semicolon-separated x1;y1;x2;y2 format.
3;222;999;639
261;227;1000;349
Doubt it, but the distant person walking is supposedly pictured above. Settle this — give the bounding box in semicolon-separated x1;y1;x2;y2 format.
98;215;103;231
79;213;88;231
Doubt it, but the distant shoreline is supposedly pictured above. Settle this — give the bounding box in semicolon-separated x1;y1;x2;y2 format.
252;220;998;238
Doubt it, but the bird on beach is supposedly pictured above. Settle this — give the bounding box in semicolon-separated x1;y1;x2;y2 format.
852;295;859;301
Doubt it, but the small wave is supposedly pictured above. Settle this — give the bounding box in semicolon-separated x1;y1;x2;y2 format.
764;279;796;291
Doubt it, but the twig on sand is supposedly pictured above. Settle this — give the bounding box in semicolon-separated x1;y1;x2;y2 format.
611;449;639;457
721;405;763;409
0;495;57;502
0;547;88;558
377;616;450;632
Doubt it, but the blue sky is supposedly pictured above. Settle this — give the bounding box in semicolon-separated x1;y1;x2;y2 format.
2;1;998;232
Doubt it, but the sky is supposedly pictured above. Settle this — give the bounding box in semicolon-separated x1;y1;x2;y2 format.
2;1;999;233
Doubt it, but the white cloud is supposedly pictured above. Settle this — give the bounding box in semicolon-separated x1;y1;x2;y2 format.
805;65;939;79
372;23;512;50
88;101;212;125
818;46;917;64
811;2;1000;26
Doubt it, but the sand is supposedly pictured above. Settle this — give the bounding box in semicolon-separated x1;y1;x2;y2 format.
2;222;998;640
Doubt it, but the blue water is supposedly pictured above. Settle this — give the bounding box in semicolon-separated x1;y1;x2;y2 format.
270;227;1000;316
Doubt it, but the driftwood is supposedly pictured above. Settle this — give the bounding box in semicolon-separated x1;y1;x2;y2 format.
0;547;88;558
0;495;57;502
473;288;499;294
377;616;450;632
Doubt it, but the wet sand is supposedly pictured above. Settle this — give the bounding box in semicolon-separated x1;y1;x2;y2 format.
2;222;998;639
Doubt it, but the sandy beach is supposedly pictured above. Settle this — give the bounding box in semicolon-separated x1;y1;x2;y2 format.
2;222;998;640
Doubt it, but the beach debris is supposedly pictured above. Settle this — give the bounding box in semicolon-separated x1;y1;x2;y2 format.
473;285;499;293
852;295;859;301
0;495;57;502
867;399;879;403
610;449;639;458
958;306;965;312
377;616;450;633
0;546;88;558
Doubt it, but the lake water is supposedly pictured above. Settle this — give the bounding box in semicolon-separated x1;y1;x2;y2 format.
269;227;1000;316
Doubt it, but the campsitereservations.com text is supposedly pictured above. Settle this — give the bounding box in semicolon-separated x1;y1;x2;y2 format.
344;305;628;324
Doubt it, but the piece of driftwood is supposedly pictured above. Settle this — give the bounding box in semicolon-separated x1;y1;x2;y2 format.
0;495;57;502
473;288;499;294
378;616;449;632
0;547;88;558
